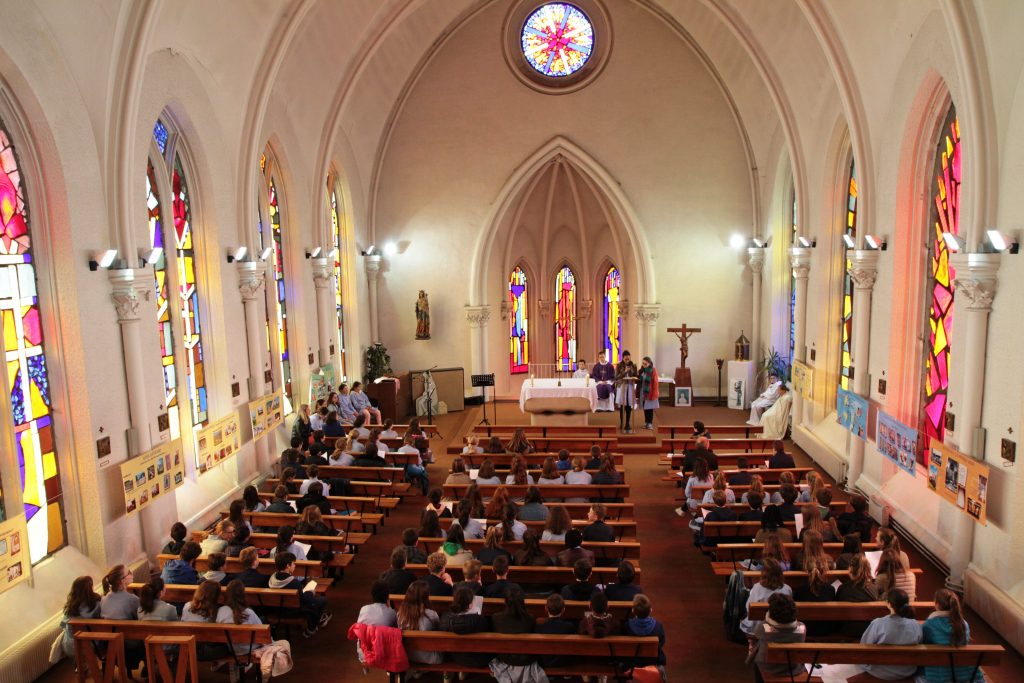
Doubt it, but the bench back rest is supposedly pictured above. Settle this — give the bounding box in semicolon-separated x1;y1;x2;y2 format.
67;618;273;645
763;642;1003;667
400;631;658;657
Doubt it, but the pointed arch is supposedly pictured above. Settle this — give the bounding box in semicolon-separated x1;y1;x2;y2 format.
554;263;578;372
839;154;857;391
601;264;622;364
508;264;530;374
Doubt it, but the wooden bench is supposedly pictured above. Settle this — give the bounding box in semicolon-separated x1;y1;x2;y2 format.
443;483;629;501
461;452;625;467
666;467;812;484
703;521;796;540
746;601;933;622
438;516;638;539
390;594;636;620
417;537;642;561
683;484;826;503
659;452;798;468
265;477;409;499
713;566;923;584
395;631;658;680
193;528;368;559
448;437;619;455
761;642;1003;683
405;563;634;585
714;542;879;565
432;502;636;520
223;509;382;535
697;502;845;514
659;424;763;439
474;425;620;438
663;437;775;453
256;492;400;514
156;553;329;578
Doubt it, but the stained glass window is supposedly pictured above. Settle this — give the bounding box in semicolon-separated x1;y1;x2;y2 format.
0;119;65;562
840;159;857;390
554;265;577;371
521;3;594;78
789;186;797;363
603;266;621;363
329;183;346;379
148;160;179;440
923;105;961;451
171;155;208;433
260;174;292;412
509;267;529;374
153;120;168;155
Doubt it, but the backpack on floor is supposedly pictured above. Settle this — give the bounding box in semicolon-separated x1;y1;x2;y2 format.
723;569;750;644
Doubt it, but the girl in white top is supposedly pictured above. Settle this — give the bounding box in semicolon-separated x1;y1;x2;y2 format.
740;559;792;634
270;527;308;561
181;581;220;622
684;457;714;511
701;472;737;505
564;456;593;503
379;419;400;440
329;448;355;466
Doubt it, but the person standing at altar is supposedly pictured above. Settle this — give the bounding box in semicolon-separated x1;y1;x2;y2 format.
591;352;615;412
748;375;783;425
615;351;638;433
638;356;660;430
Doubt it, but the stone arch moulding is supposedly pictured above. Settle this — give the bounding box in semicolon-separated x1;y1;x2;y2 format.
469;136;654;310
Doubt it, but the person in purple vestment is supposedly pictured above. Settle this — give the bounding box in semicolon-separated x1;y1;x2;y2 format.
591;351;616;412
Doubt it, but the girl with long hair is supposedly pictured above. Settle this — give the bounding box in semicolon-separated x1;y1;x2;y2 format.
741;474;766;505
798;503;840;542
441;525;474;566
761;532;791;571
397;581;442;663
463;483;486;518
453;498;485;539
498;503;526;542
271;525;308;561
637;356;659;430
476;525;512;565
484;436;505;454
60;576;101;657
182;580;221;622
138;577;178;621
876;527;911;569
564;456;592;503
242;485;265;513
444;457;472;486
418;509;443;539
215;580;264;662
515;529;553;566
506;428;534;454
684;456;714;511
475;460;501;486
859;589;923;679
875;547;916;600
740;557;792;635
537;456;564;485
755;505;793;544
835;533;863;570
484;487;512;519
921;589;983;682
542;504;572;542
491;585;536;665
701;471;735;505
505;455;534;486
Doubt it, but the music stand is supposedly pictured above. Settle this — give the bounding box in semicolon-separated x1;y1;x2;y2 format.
471;374;496;425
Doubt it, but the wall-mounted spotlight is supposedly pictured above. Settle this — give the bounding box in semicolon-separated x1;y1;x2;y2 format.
383;241;398;256
842;233;856;249
305;246;323;259
226;246;248;263
88;248;118;271
942;232;966;253
361;245;378;256
259;247;273;261
797;235;816;248
326;247;339;259
864;234;887;251
729;234;746;249
137;247;163;267
750;238;765;248
986;230;1019;254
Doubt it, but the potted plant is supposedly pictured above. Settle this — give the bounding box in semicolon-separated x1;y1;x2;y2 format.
757;347;791;391
364;343;393;384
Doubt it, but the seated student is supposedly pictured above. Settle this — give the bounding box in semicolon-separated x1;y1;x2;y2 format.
682;437;718;473
877;527;912;571
692;420;711;439
755;505;793;544
835;533;863;570
380;419;399;440
441;525;474;567
265;485;296;514
776;485;800;522
295;504;334;538
216;580;266;671
836;554;879;639
579;590;621;637
349;414;370;440
591;456;624;494
536;457;565;486
515;530;553;567
506;428;535;455
308;428;330;458
746;593;806;681
200;520;234;555
492;584;537;665
292;405;313;447
298;465;325;496
875;547;917;601
518;487;549;522
137;577;178;622
564;456;593;504
740;491;766;522
423;551;454;597
99;565;143;669
740;558;792;635
424;489;451;520
60;576;102;660
283;449;308;479
270;525;308;561
858;589;923;680
815;487;836;521
439;586;492;667
161;541;202;585
354;580;398;664
350;381;381;424
727;458;753;486
535;593;578;667
496;503;527;541
477;528;512;565
447;500;482;542
233;547;269;588
584;445;604;471
626;594;667;676
582;503;616;543
740;474;767;506
557;528;596;567
241;485;266;514
560;559;597;602
482;555;521;599
367;429;390;456
759;534;791;571
767;440;795;469
202;552;229;585
837;493;873;542
226;500;252;536
921;589;985;683
419;509;443;540
679;457;713;514
353;442;387;468
604;560;643;602
504;457;535;487
182;581;230;662
445;458;472;486
268;551;332;637
401;528;428;564
543;504;572;543
296;481;332;517
555;449;573;472
704;490;738;524
474;459;502;486
381;546;419;596
323;411;346;438
397;581;443;665
309;403;326;433
483;436;506;454
793;531;838;637
304;441;328;467
161;522;188;556
453;559;485;595
329;435;357;467
462;435;484;455
701;472;736;506
798;503;841;543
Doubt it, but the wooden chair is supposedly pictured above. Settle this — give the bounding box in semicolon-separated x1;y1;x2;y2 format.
144;635;199;683
74;631;128;683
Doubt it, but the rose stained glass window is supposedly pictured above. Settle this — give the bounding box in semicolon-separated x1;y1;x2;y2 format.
840;159;857;390
509;267;529;374
521;3;594;78
603;266;621;363
555;265;577;372
260;174;292;413
148;159;179;440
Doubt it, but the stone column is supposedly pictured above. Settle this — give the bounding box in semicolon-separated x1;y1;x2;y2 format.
465;305;492;379
633;304;661;361
365;254;382;343
844;250;879;491
789;248;811;426
747;247;767;364
946;252;1000;590
238;262;269;469
110;269;152;453
310;257;334;367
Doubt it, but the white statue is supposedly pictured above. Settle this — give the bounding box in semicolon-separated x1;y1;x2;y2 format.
415;371;448;417
748;375;784;425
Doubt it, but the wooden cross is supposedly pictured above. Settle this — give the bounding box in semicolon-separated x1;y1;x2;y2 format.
667;323;701;368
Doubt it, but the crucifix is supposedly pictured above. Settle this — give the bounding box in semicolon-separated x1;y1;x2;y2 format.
667;323;701;389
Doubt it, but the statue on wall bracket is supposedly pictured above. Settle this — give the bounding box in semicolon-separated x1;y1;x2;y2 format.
415;290;431;339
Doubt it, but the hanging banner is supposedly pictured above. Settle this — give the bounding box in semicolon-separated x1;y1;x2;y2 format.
249;391;284;442
791;361;813;399
928;438;989;525
196;412;243;474
120;439;185;516
0;515;30;594
836;385;869;439
876;412;918;476
309;365;337;404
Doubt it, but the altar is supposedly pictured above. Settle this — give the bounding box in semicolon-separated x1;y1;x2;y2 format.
518;378;599;426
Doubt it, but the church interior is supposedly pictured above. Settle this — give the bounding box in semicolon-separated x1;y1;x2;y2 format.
2;0;1024;680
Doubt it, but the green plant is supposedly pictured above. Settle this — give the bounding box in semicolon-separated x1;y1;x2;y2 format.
364;343;392;384
758;346;791;389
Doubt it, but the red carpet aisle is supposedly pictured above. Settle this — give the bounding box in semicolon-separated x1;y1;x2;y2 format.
39;403;1024;681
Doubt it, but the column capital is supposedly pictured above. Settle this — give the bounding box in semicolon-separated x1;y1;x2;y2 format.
237;261;266;302
789;247;812;279
109;268;149;322
747;247;767;274
951;252;1000;311
311;257;332;289
364;253;382;282
465;305;491;328
633;303;661;325
848;249;879;291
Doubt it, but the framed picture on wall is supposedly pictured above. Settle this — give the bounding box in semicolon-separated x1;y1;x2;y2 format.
674;387;692;407
729;379;746;410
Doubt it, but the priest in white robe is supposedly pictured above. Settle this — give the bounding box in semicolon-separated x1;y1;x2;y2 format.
759;385;792;439
573;360;590;379
747;375;783;425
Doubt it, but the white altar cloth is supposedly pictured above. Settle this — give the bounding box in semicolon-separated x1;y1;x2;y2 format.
518;378;599;412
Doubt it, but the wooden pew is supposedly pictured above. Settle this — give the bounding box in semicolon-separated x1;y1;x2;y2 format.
405;563;633;585
473;425;620;438
193;528;367;559
265;477;408;500
697;501;846;515
713;542;879;565
459;452;624;467
746;601;933;622
255;492;400;514
658;424;763;439
683;484;827;504
156;553;328;579
390;594;635;620
662;437;775;453
666;467;812;484
761;642;1002;683
438;516;638;539
715;566;923;584
449;437;618;454
659;452;797;468
397;632;659;679
221;509;381;535
416;537;642;561
443;483;629;502
433;502;636;520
